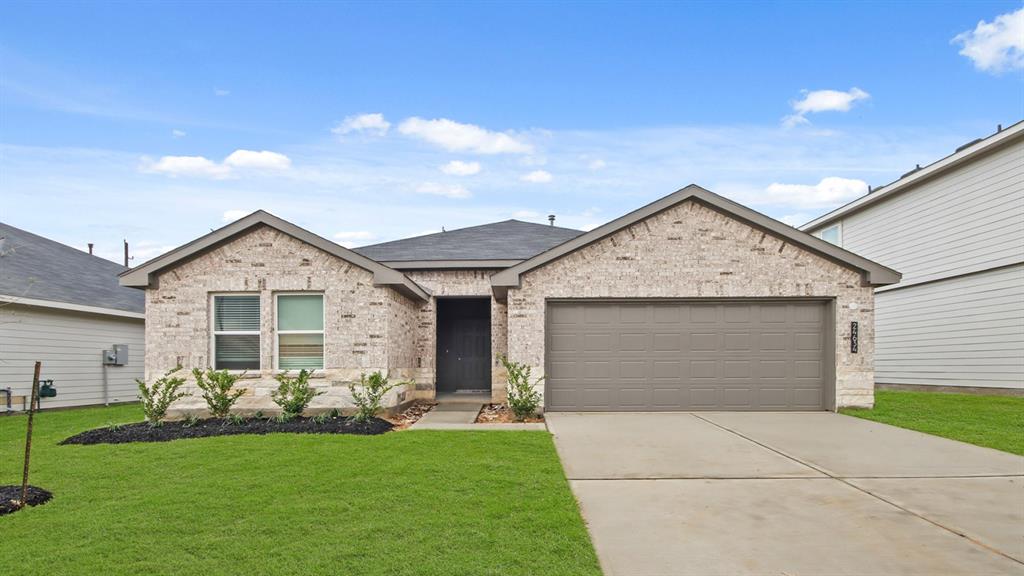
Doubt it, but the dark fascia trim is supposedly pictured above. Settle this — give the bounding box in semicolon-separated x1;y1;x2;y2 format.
801;120;1024;232
380;259;522;270
491;184;901;297
119;210;431;302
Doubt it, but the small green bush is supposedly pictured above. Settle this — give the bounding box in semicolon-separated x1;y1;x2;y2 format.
182;414;199;428
137;367;189;426
498;355;543;421
192;368;247;418
226;413;245;426
349;371;408;423
271;369;324;418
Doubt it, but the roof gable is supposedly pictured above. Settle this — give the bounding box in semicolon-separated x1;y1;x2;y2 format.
0;222;145;314
491;184;901;298
353;219;583;266
119;211;430;302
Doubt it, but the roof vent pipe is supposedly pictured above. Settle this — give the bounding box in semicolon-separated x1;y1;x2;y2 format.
998;124;1003;132
548;214;555;226
123;239;129;267
87;243;94;255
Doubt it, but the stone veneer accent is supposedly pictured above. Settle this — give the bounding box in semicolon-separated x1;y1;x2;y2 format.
405;270;509;403
506;200;876;409
144;225;420;415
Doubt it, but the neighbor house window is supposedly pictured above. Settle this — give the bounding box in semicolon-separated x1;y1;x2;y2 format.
276;294;324;370
818;223;841;246
212;294;261;370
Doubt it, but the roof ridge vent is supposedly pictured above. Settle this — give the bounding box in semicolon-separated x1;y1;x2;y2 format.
900;164;922;179
955;137;983;153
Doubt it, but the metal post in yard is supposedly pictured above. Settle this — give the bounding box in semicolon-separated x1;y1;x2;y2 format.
20;361;41;508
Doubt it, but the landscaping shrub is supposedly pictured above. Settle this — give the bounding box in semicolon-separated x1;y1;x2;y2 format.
498;355;543;421
271;369;324;418
192;368;246;418
137;367;188;426
349;371;407;423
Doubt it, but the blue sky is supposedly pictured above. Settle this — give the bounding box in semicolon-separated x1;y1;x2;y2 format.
1;1;1022;263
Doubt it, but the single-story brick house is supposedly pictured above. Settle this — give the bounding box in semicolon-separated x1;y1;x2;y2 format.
120;185;899;414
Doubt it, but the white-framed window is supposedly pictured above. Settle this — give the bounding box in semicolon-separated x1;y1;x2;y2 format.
275;293;325;370
817;223;842;246
211;294;261;370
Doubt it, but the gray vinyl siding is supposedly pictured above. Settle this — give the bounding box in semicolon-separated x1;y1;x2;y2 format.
839;140;1023;286
875;264;1024;389
815;137;1024;390
0;303;144;408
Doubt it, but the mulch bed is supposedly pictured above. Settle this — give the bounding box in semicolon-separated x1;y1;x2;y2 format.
475;404;544;424
387;401;436;430
0;485;53;516
60;415;393;445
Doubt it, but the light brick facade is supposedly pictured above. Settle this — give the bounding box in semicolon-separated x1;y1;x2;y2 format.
506;200;875;408
141;198;879;415
144;225;420;414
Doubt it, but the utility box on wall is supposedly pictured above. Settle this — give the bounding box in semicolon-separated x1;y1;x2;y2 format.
102;344;129;366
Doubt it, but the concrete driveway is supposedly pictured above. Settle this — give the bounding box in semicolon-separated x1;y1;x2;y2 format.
547;412;1024;576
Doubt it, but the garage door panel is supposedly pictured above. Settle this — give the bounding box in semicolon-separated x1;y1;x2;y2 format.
546;300;829;411
691;333;719;350
620;332;649;351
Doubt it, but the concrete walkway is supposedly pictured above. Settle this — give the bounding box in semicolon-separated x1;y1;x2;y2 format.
547;412;1024;576
410;403;545;430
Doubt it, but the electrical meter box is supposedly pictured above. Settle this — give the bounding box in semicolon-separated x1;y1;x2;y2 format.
102;344;129;366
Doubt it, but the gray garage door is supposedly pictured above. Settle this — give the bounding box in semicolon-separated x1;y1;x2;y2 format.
545;300;830;411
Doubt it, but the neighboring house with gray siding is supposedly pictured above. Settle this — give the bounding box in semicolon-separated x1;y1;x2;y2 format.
0;223;145;409
802;121;1023;393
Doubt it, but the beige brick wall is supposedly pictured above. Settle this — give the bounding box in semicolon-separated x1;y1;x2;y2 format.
506;200;876;409
145;225;422;413
405;270;509;402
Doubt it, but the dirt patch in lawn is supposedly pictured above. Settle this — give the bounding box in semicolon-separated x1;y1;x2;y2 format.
60;415;393;445
0;486;53;516
475;404;544;424
386;401;436;430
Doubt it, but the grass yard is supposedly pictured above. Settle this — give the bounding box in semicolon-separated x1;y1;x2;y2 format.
0;404;600;576
841;390;1024;456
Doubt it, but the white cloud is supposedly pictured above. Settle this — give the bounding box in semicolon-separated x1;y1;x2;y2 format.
333;230;375;240
783;88;870;127
520;170;553;183
588;159;607;170
952;7;1024;74
415;182;472;199
779;213;814;227
440;160;481;176
759;177;868;210
398;117;532;154
222;209;251;222
223;149;292;170
142;155;232;179
214;88;230;97
512;210;539;218
332;113;391;136
171;129;186;138
141;149;291;178
333;230;376;248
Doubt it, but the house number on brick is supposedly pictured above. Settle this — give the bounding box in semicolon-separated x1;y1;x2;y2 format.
850;321;859;354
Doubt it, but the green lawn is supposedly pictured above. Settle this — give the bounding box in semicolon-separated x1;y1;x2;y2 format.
841;390;1024;456
0;405;600;576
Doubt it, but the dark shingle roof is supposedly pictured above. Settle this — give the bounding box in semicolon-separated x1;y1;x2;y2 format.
0;222;145;313
353;220;585;262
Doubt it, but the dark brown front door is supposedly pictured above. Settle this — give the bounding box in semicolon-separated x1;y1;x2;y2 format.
437;298;492;393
